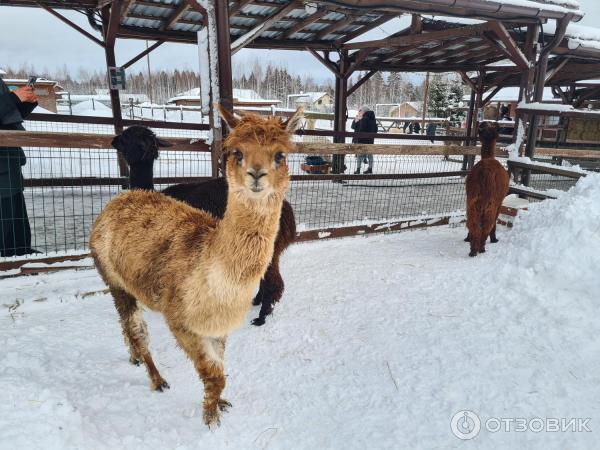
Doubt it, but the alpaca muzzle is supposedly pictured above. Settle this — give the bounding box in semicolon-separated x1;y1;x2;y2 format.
246;168;267;192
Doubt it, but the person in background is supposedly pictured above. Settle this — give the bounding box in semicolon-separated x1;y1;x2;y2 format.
412;121;421;134
0;76;38;256
351;106;378;174
426;122;437;143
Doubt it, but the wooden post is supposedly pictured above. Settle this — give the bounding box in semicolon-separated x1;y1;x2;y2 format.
523;16;572;186
332;50;349;174
198;0;231;178
214;0;233;177
102;4;129;183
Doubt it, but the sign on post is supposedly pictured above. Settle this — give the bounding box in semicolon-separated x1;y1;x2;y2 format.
108;67;126;90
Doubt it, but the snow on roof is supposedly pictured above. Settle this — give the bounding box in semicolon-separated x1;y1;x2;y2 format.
0;68;6;76
168;88;273;103
565;24;600;51
288;92;329;103
1;78;58;85
463;86;556;103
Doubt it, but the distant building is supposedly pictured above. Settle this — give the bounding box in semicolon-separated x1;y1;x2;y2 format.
168;88;280;108
65;89;149;108
287;92;333;112
389;102;423;118
0;77;62;113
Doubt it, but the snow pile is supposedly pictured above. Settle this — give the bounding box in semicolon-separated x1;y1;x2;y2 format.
71;100;113;117
487;173;600;294
1;176;600;448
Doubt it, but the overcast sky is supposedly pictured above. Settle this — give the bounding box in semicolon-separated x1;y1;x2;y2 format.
1;0;599;83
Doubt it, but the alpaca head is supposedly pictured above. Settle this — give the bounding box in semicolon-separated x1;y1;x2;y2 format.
478;121;499;144
112;126;173;164
219;105;303;200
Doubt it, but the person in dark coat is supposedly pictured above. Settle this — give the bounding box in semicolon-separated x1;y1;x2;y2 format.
351;106;377;174
0;76;38;256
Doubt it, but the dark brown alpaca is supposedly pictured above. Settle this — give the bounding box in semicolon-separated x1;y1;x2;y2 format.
465;122;509;257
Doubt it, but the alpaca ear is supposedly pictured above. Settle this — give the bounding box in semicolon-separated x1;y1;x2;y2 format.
111;134;122;151
283;106;304;132
217;104;240;130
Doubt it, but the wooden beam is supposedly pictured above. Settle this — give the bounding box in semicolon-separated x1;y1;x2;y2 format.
307;48;338;74
335;14;395;44
487;21;530;70
545;57;569;83
121;40;165;69
121;0;135;17
231;1;300;53
0;130;208;152
159;0;189;31
481;84;504;106
459;70;477;91
345;48;371;77
348;70;377;96
229;0;253;16
315;14;356;40
105;0;122;47
280;8;328;39
410;14;422;34
36;2;105;47
342;22;491;50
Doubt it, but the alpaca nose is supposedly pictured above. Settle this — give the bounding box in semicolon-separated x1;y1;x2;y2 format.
247;167;267;181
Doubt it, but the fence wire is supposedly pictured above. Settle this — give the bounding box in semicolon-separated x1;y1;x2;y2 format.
2;119;598;261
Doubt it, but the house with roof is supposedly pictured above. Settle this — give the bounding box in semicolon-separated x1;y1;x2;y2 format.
168;88;280;108
287;92;333;112
0;74;63;113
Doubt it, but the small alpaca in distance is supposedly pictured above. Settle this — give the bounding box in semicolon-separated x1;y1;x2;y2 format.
90;106;303;427
465;121;509;257
111;126;297;326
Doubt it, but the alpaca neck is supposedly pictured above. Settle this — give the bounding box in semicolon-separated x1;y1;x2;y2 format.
480;141;496;159
211;189;283;283
129;161;154;190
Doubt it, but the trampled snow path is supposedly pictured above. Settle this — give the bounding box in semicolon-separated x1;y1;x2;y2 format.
1;175;600;449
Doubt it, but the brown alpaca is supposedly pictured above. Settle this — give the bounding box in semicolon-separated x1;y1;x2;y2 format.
465;122;509;257
89;106;303;427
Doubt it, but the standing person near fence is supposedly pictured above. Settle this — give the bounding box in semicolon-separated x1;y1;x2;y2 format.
0;75;38;256
351;106;378;174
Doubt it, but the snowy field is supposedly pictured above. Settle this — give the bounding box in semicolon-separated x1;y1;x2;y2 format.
1;174;599;449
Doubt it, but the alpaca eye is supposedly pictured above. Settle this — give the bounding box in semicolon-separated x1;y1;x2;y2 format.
233;150;243;163
274;152;285;164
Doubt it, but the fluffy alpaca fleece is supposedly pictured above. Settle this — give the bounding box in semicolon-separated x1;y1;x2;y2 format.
111;125;296;326
89;106;303;427
465;122;509;257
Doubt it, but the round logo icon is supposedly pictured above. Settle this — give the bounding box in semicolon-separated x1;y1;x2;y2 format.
451;410;481;440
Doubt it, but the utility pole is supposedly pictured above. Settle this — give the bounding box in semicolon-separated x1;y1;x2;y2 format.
146;40;154;104
421;72;430;133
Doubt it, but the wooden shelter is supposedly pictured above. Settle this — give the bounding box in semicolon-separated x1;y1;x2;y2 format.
0;0;591;177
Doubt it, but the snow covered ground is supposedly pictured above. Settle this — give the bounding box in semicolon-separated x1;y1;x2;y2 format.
1;175;599;449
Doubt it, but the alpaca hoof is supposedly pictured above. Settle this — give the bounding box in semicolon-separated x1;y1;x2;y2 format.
129;357;142;366
251;317;266;326
464;236;470;242
469;251;477;257
490;238;499;243
479;248;486;253
252;296;262;306
153;380;170;392
218;399;232;412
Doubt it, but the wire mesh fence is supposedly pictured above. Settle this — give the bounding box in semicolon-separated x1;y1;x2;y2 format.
1;116;598;262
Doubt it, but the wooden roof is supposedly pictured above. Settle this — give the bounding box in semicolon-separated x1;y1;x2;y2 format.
0;0;583;51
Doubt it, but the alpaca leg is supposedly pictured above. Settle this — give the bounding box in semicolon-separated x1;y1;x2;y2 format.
110;287;169;391
468;229;481;257
490;205;502;243
251;258;284;326
464;232;471;242
169;326;229;427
